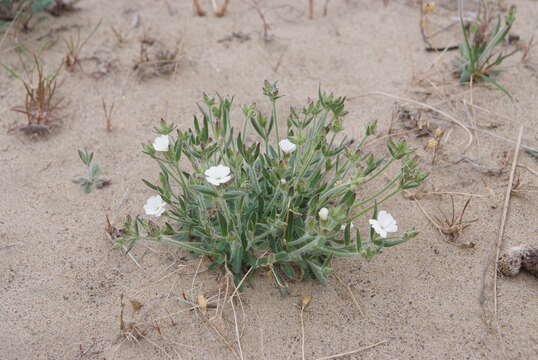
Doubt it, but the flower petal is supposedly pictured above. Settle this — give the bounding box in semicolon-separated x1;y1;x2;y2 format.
219;175;232;184
279;139;296;154
215;164;230;177
206;176;221;186
385;221;398;233
153;135;170;151
369;219;384;237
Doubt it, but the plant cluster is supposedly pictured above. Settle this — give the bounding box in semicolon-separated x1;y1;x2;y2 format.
116;82;426;291
454;3;518;96
73;149;111;193
133;38;180;80
3;54;64;135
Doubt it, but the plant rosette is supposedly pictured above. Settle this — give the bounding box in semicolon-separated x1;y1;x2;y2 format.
117;82;426;292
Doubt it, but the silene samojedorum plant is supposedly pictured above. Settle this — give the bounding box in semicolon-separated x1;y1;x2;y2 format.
116;81;427;293
454;1;517;97
73;149;110;193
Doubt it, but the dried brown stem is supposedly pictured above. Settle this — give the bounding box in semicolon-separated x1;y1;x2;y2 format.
493;126;523;315
192;0;206;16
213;0;230;17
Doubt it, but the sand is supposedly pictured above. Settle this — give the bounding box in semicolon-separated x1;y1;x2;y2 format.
1;0;537;359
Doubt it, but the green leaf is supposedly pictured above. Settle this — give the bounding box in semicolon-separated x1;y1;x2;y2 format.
526;149;538;159
250;116;266;139
162;237;217;256
280;263;296;280
306;259;330;284
72;176;89;184
83;182;93;194
90;162;100;178
355;229;362;253
191;185;219;198
218;212;228;236
343;223;351;245
230;241;243;275
142;179;162;193
32;0;54;13
340;190;356;208
383;238;409;247
479;74;512;100
222;191;246;200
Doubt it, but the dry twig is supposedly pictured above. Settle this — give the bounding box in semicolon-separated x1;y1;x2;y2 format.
493;126;524;315
315;340;387;360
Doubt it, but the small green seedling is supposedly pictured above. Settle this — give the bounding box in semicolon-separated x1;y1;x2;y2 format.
454;2;518;97
73;149;110;193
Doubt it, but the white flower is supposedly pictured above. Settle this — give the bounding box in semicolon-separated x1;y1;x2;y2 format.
279;139;296;154
205;165;232;186
369;210;398;238
280;178;287;184
319;207;329;221
144;195;166;217
153;135;170;152
341;223;354;231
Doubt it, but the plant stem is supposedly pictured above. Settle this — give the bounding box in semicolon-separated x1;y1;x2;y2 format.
350;187;401;221
351;175;401;210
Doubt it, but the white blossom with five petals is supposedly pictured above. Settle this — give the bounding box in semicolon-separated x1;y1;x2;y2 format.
144;195;167;217
369;211;398;238
279;139;296;154
153;135;170;151
205;165;232;186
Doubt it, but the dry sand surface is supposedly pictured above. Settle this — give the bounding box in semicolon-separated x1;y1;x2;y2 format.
1;0;538;359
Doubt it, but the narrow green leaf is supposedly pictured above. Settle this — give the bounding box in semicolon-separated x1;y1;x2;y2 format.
142;179;162;193
191;185;219;198
222;191;246;200
218;212;228;236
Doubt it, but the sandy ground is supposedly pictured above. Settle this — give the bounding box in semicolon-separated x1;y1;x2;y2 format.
1;0;538;359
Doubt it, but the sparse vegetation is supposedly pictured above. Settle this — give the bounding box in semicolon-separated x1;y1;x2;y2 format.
416;196;476;248
133;37;181;80
454;1;518;96
63;19;100;71
73;149;111;193
3;53;64;135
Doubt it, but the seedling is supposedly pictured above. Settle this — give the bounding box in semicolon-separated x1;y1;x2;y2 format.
3;54;64;135
63;19;101;71
454;1;518;97
73;149;111;193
